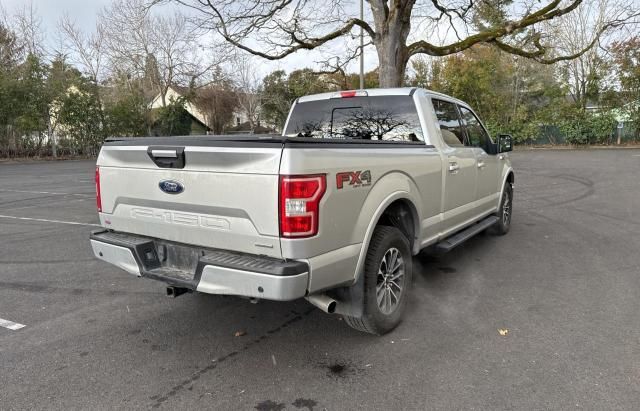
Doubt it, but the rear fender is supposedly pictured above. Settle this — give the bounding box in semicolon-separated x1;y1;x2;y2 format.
350;172;422;285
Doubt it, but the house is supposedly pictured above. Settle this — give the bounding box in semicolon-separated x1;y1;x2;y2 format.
148;86;211;135
149;86;277;135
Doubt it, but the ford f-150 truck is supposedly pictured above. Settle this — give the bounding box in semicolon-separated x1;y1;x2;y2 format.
90;88;514;335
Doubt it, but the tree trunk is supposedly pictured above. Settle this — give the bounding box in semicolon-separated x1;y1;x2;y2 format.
248;115;254;134
373;8;411;88
376;40;408;87
50;124;57;158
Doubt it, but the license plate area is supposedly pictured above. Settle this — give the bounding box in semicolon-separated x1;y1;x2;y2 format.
154;240;204;274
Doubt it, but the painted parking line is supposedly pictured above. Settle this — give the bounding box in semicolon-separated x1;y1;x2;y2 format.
4;197;88;212
0;189;93;197
0;214;100;227
0;318;26;331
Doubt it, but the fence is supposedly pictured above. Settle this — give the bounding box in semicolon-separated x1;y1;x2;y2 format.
524;121;637;146
2;121;638;159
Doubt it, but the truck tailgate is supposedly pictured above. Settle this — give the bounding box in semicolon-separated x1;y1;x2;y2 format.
96;139;283;258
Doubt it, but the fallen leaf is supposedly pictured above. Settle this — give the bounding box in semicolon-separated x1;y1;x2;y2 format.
498;328;509;336
234;330;246;337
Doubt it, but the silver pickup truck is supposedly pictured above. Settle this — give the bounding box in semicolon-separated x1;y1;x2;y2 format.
91;87;514;335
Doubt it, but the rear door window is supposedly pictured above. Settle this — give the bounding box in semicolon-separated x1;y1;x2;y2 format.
432;99;466;147
283;95;424;142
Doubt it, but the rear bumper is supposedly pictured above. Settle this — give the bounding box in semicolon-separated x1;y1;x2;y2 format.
90;230;309;301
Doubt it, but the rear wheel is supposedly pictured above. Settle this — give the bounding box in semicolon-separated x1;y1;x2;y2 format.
488;183;512;235
343;226;412;335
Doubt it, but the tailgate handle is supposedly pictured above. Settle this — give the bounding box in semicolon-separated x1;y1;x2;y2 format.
151;149;178;158
147;146;185;169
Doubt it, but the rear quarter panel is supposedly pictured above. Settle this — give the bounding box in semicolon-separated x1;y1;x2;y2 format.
280;145;442;291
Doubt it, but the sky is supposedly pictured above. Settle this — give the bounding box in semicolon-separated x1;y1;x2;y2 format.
2;0;112;35
0;0;380;79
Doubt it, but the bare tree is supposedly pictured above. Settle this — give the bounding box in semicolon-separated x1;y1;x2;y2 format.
163;0;640;88
59;15;106;83
0;3;7;27
55;17;109;157
101;0;212;105
13;0;45;57
546;0;632;109
0;12;24;70
233;54;263;132
197;84;238;134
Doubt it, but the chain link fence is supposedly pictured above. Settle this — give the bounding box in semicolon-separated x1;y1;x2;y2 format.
520;121;637;146
2;121;638;159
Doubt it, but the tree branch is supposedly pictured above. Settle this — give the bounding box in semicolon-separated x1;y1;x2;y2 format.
490;14;640;64
408;0;582;56
311;39;374;89
171;0;376;60
429;0;473;21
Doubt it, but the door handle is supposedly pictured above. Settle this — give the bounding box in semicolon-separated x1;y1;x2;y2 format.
448;162;460;173
477;160;486;169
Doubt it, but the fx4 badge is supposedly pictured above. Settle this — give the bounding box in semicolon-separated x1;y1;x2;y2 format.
336;170;372;189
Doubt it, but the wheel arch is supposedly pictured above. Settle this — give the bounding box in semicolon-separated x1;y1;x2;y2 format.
497;168;515;208
376;199;419;252
506;171;515;185
352;191;421;285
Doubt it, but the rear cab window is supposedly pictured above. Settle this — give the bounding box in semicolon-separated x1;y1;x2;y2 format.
284;95;424;143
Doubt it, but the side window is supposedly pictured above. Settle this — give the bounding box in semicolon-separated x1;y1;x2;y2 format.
459;106;492;151
432;99;465;147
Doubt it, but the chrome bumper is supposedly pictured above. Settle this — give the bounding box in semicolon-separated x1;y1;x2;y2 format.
90;230;309;301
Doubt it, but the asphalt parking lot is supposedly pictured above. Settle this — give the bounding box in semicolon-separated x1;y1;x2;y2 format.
1;149;639;410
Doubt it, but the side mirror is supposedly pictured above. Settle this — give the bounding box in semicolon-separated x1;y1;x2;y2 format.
498;134;513;153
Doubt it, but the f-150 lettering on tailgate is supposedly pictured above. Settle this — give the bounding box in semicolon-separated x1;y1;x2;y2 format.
130;208;230;230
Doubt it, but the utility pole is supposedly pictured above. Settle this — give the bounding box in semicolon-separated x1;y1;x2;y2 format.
359;0;364;89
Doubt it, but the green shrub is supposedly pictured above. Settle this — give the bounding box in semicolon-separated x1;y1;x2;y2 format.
586;112;616;144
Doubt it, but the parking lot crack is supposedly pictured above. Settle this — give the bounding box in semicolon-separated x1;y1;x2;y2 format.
149;307;315;409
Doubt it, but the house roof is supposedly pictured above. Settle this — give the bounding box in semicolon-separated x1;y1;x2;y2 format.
148;85;210;127
183;110;210;130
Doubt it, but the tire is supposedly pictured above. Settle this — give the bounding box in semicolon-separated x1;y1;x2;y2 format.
488;183;512;235
343;226;413;335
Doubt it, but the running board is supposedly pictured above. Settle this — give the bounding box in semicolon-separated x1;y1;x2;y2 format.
435;216;499;253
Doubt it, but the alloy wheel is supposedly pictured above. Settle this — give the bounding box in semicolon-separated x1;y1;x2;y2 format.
376;247;405;315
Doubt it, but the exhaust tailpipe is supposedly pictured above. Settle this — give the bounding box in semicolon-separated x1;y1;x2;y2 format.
305;294;337;314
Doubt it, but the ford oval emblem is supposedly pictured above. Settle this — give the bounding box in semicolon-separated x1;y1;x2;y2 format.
159;180;184;194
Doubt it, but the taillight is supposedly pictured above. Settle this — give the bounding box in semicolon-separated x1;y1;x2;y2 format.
279;175;326;238
95;166;102;212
